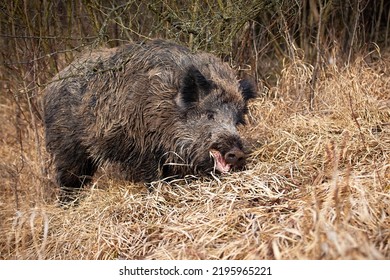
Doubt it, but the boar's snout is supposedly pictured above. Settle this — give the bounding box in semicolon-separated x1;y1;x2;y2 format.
210;145;246;174
225;147;246;167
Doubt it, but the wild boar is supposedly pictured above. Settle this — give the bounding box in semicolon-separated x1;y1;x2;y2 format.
43;39;256;200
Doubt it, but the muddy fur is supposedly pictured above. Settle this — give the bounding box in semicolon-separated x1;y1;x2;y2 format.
43;39;256;196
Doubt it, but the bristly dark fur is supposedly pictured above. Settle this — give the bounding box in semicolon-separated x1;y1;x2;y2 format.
239;79;257;101
180;66;214;107
43;39;256;200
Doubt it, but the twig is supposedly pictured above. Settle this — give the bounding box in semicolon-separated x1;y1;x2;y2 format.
309;1;324;111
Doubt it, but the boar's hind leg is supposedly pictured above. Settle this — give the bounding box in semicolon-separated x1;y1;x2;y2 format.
55;151;97;205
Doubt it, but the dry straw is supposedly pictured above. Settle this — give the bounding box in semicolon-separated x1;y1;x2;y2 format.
1;50;389;260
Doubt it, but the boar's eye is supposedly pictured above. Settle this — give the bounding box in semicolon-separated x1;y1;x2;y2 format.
206;111;215;120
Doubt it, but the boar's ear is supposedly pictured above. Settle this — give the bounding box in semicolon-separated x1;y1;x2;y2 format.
239;79;257;101
177;66;213;108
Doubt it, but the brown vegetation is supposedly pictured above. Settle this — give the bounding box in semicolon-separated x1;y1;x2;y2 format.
0;0;389;259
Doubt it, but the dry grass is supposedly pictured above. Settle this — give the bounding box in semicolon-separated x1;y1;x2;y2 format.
1;51;389;260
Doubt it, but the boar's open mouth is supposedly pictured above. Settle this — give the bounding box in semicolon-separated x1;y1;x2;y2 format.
210;150;231;173
209;147;246;174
